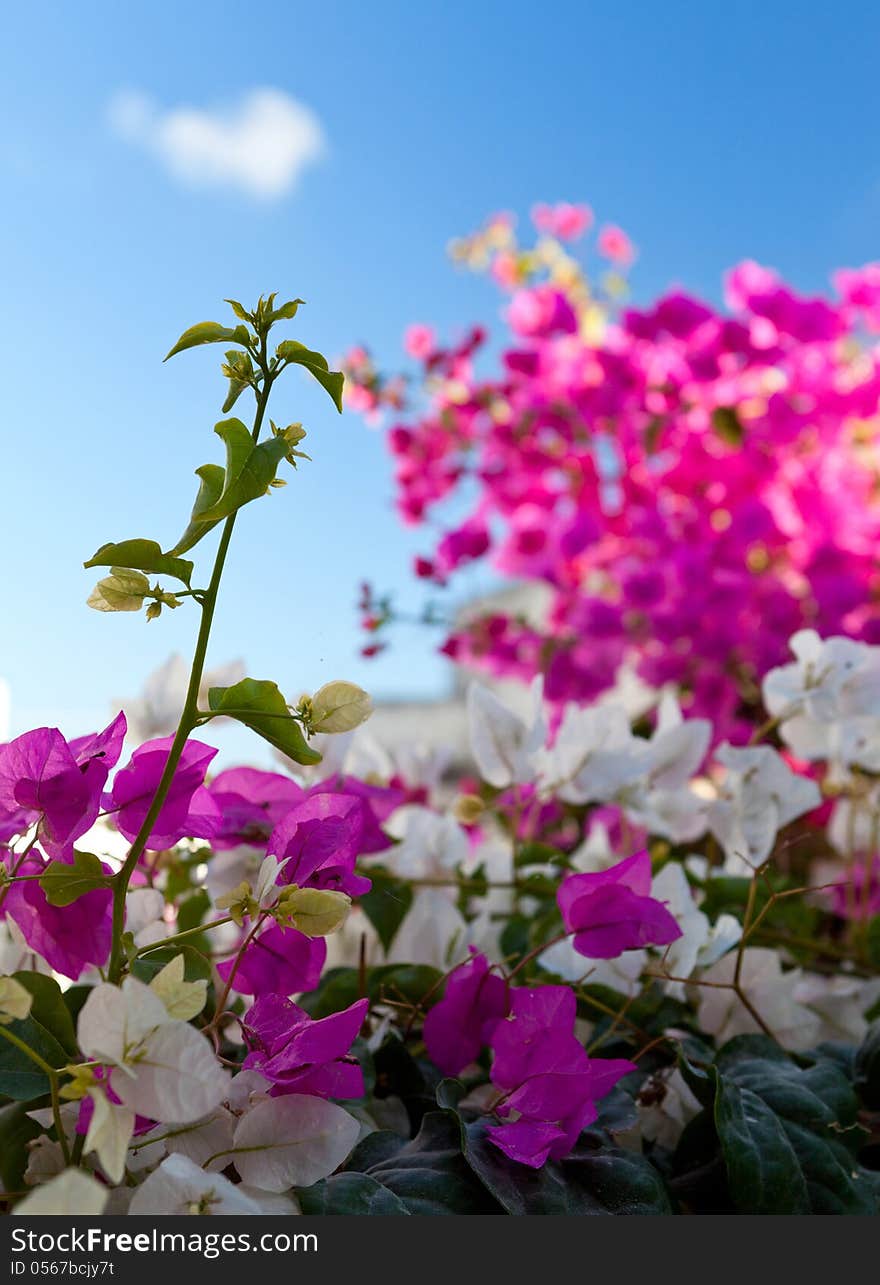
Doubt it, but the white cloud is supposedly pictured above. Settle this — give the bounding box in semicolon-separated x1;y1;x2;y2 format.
107;87;326;200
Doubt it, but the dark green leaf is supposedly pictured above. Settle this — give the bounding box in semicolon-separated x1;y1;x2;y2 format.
855;1021;880;1109
164;321;250;362
715;1078;810;1213
298;1171;411;1215
0;1018;68;1099
276;340;344;413
12;974;77;1056
207;678;321;766
462;1119;671;1215
84;539;193;587
39;851;111;907
358;868;413;951
0;1102;40;1191
365;1112;501;1214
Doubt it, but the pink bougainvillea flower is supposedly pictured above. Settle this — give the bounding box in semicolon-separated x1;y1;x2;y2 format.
423;950;509;1075
557;851;681;959
208;767;304;849
268;793;375;898
242;994;367;1098
403;324;437;361
2;851;112;980
216;923;326;997
531;202;593;241
597;223;635;265
487;986;634;1167
109;737;221;850
0;713;126;854
829;859;880;921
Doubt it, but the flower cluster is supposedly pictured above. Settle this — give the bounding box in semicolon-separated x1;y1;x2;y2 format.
352;205;880;742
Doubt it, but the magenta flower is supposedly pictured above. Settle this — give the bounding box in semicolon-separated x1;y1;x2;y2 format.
557;851;682;959
268;793;374;898
109;737;220;850
208;767;304;849
487;986;634;1168
216;923;326;997
0;714;126;854
423;950;508;1075
3;851;112;980
242;994;368;1098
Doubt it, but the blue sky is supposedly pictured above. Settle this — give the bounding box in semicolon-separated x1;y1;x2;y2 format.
3;0;880;747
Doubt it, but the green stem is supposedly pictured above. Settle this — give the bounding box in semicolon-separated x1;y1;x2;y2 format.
107;348;273;984
0;1027;70;1166
134;915;234;959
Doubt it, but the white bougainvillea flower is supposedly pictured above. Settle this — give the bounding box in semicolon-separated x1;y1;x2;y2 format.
83;1087;134;1184
227;1095;360;1192
125;887;168;948
384;805;469;880
387;888;467;970
536;701;638;803
467;677;545;788
707;744;821;873
641;692;712;790
15;1168;109;1215
0;975;33;1024
651;863;740;997
697;948;822;1052
827;785;880;855
129;1153;263;1215
763;630;880;777
77;977;228;1123
792;973;880;1046
538;937;647;997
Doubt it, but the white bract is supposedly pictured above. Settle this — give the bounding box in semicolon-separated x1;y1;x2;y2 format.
228;1095;360;1192
15;1169;109;1216
467;677;545;788
77;977;228;1123
129;1153;263;1215
707;744;822;873
763;630;880;778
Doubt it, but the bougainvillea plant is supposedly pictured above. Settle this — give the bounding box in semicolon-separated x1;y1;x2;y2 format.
3;282;880;1218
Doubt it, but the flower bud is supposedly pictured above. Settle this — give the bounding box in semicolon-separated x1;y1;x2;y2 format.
307;681;373;734
454;793;485;825
276;885;351;937
87;568;150;613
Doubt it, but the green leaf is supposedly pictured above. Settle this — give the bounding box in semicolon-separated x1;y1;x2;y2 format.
164;321;250;362
39;852;111;907
0;1102;40;1191
276;340;344;413
362;1112;502;1215
358;868;413;951
715;1049;877;1214
207;678;321;766
12;974;77;1056
84;539;193;588
461;1119;671;1215
168;465;225;557
0;1017;68;1099
197;420;289;523
855;1021;880;1109
298;1172;412;1215
131;944;212;985
715;1078;810;1214
271;298;305;323
221;350;255;414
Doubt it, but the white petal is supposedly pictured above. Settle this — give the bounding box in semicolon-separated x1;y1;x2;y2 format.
230;1095;360;1192
15;1169;108;1215
112;1021;229;1124
84;1088;135;1184
129;1153;261;1215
